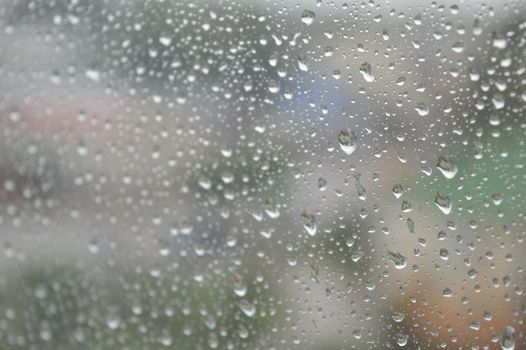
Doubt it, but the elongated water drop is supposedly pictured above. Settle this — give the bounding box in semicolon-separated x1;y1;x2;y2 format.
301;211;317;236
407;218;415;234
500;326;515;350
415;102;429;116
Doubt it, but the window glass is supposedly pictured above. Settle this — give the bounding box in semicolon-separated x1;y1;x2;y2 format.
0;0;524;349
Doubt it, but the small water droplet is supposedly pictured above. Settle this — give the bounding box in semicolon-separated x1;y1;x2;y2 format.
407;218;415;234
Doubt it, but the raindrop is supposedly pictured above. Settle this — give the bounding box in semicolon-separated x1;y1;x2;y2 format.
392;185;404;199
239;300;256;317
435;192;452;215
388;250;407;269
392;311;405;322
395;332;409;346
439;248;449;261
301;10;315;25
301;211;317;236
401;200;412;213
318;177;327;191
437;156;458;179
354;174;366;201
359;62;375;82
407;218;415;234
338;129;358;155
500;326;515;350
415;102;429;116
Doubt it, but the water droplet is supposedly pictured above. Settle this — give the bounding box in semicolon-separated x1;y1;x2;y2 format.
392;311;405;322
435;192;452;215
264;200;280;219
451;41;464;53
301;10;315;25
401;200;412;213
392;184;404;199
469;320;480;331
85;69;100;82
437;156;458;179
407;218;415;234
301;211;317;236
318;177;327;191
198;176;212;190
500;326;515;350
388;250;407;269
443;287;453;297
439;248;449;260
354;174;366;201
233;276;247;297
415;102;429;116
239;300;256;317
159;36;172;46
338;129;357;155
395;332;409;346
359;62;374;82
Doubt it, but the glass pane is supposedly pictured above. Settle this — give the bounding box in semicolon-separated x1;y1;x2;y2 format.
0;0;524;349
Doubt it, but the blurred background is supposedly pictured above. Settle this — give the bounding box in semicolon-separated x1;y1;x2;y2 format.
0;0;524;349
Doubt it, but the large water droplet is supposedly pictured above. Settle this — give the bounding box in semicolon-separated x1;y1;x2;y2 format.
388;250;407;269
301;10;315;25
415;102;429;116
435;192;452;215
359;62;375;82
239;300;256;317
301;211;317;236
395;332;409;346
500;326;515;350
338;129;357;155
437;156;458;179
